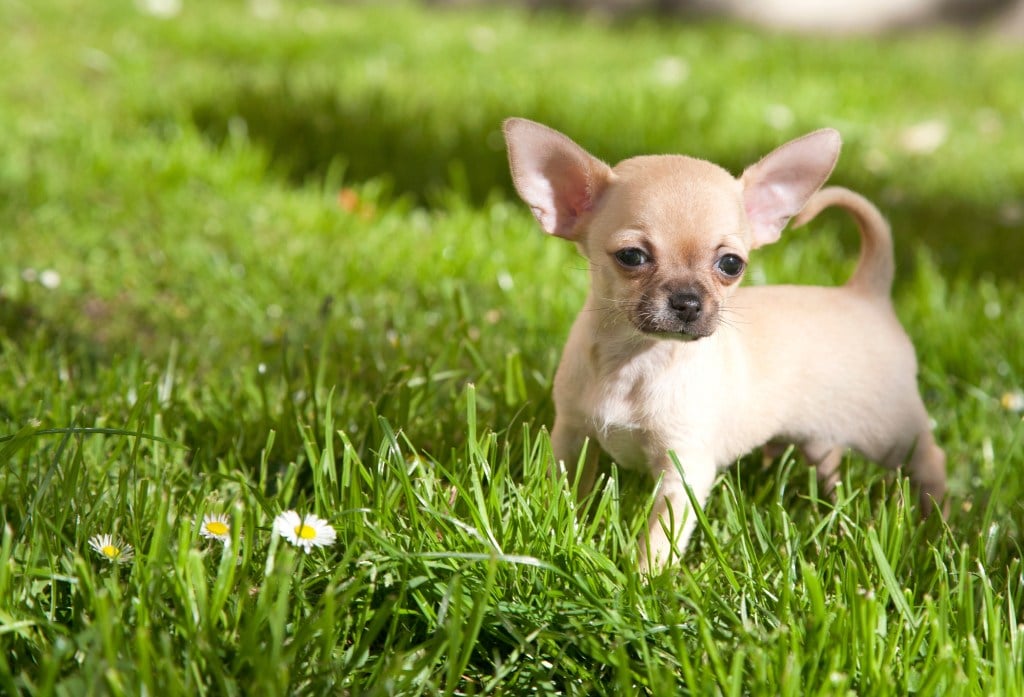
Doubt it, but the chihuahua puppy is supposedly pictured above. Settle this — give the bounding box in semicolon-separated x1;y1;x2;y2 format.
503;118;946;573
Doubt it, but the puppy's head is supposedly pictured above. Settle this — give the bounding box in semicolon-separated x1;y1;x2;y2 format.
503;118;840;341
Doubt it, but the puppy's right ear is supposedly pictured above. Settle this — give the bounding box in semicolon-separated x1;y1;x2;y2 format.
503;118;612;240
740;128;841;249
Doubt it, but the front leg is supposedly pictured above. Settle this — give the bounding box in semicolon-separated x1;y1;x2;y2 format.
551;417;600;499
639;454;717;574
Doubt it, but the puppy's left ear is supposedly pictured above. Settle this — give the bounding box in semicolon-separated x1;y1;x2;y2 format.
740;129;841;249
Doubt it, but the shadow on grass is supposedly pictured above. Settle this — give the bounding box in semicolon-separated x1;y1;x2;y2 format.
188;81;1023;282
190;85;511;206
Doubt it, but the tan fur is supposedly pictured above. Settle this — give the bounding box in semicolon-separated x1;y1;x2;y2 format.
504;118;946;573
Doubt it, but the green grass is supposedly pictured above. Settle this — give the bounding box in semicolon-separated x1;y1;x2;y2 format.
1;0;1023;694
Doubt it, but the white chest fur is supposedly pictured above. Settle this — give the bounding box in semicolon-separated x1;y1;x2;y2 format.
586;338;729;471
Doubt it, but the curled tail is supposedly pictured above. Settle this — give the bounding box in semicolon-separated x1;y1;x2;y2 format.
791;186;894;297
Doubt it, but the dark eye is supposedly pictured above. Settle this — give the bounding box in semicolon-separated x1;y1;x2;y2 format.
716;254;746;277
614;247;650;268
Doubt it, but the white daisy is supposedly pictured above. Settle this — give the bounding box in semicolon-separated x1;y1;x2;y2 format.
199;513;232;543
1000;390;1024;413
273;510;336;553
87;534;134;564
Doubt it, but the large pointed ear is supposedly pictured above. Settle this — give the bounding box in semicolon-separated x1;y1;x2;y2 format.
740;129;841;249
503;118;613;240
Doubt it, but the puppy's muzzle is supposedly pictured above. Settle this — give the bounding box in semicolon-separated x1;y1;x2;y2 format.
634;288;718;340
669;291;702;323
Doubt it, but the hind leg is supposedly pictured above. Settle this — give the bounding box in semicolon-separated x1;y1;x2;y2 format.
907;430;947;517
802;442;843;501
761;442;788;468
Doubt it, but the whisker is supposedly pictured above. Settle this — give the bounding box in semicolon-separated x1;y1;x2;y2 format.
717;305;752;329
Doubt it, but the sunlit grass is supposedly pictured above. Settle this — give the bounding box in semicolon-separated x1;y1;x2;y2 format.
1;0;1022;693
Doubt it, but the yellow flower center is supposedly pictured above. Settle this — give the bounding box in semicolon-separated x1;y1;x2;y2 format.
295;524;317;540
101;545;120;558
206;521;229;536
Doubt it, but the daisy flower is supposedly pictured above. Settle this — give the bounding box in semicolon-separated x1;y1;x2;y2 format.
87;534;134;564
199;513;232;543
1000;390;1024;413
273;510;336;553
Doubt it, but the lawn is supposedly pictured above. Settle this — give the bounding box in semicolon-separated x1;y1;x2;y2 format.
1;0;1022;694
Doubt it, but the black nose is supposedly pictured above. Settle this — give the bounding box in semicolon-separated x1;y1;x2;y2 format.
669;292;702;322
